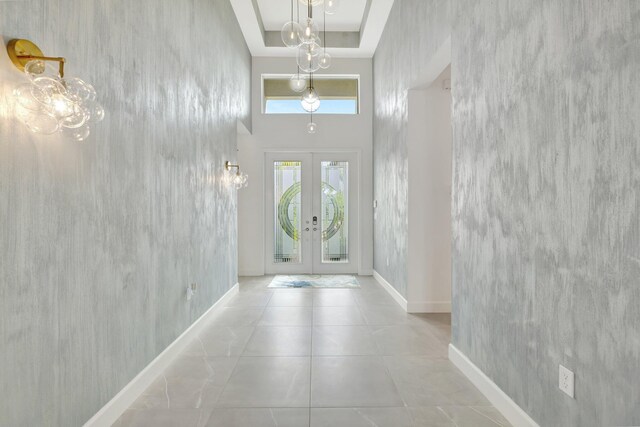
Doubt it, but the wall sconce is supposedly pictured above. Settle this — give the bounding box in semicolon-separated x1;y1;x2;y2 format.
7;39;104;140
225;161;248;189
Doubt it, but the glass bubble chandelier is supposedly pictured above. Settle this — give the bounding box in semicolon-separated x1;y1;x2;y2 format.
7;39;104;141
280;0;339;133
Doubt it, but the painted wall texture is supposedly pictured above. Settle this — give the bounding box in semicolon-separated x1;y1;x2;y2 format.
452;1;640;426
372;0;451;296
0;0;250;425
376;0;639;425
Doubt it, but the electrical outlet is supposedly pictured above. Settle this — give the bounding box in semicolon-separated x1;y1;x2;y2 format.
186;283;198;301
559;364;574;398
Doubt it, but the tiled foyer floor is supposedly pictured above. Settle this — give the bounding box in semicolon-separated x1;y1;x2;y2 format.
115;276;510;427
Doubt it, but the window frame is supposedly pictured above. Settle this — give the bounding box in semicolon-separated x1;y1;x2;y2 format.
261;73;361;116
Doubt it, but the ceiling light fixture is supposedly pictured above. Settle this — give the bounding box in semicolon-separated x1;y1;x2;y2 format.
281;0;339;132
7;39;104;141
225;161;248;189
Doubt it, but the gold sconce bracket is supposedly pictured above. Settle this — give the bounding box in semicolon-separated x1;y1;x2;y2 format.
7;39;66;78
225;161;240;172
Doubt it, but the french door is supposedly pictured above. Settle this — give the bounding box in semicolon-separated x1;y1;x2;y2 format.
265;152;359;274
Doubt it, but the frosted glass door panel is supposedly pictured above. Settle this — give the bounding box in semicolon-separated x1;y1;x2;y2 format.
321;161;349;263
274;161;302;264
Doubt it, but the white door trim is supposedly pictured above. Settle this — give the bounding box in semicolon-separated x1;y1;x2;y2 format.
264;149;361;275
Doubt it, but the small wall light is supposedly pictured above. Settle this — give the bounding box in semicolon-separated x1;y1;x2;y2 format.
7;39;104;140
225;161;248;189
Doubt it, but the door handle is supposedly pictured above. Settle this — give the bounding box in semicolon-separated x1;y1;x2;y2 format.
313;227;318;231
305;227;310;231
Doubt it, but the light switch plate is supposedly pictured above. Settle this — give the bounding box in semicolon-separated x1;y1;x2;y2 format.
559;364;574;398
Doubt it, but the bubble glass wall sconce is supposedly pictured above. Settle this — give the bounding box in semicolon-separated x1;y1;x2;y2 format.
225;161;249;189
7;39;104;141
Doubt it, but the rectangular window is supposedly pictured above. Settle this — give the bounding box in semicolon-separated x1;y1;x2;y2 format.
263;75;359;115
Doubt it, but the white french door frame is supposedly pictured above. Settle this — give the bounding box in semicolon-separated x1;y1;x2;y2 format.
264;149;360;275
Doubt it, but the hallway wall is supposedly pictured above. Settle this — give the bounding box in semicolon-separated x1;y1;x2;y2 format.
374;0;640;426
452;2;640;426
0;0;250;425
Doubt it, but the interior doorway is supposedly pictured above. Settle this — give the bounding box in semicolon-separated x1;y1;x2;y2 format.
406;65;452;313
265;151;359;275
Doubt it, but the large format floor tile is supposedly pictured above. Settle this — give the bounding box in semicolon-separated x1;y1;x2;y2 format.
268;291;314;307
312;326;378;356
259;307;313;326
209;307;265;327
216;357;311;407
205;408;309;427
313;306;366;325
310;407;414;427
129;356;238;410
370;324;447;357
116;408;209;427
224;291;273;307
243;326;312;356
311;356;403;407
116;276;510;427
312;289;357;306
384;356;489;407
183;326;255;357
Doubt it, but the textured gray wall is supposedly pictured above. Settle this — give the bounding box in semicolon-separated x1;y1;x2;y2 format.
373;0;451;296
375;0;640;425
0;0;250;425
452;1;640;426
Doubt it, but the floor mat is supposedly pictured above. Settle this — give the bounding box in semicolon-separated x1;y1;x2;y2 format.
268;275;360;289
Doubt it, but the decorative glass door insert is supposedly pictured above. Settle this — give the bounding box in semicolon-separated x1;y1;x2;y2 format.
320;161;348;263
266;152;358;274
273;161;303;263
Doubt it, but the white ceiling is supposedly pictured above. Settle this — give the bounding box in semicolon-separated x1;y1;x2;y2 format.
229;0;395;58
257;0;369;32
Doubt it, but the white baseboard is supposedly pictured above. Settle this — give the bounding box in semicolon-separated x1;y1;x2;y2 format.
373;270;451;313
407;300;451;313
449;344;539;427
83;283;240;427
238;270;265;277
373;270;408;311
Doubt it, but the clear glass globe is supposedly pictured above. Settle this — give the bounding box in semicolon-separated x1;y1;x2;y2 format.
289;74;307;92
318;51;331;69
297;44;321;72
62;124;91;141
16;107;60;135
298;18;319;45
281;21;302;48
60;104;88;129
14;84;43;112
24;60;58;80
307;122;317;133
302;87;319;104
324;0;339;14
301;98;320;112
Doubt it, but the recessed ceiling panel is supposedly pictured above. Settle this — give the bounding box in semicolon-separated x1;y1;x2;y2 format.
257;0;368;32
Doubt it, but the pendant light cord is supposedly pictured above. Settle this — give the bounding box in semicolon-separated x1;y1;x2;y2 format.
323;5;326;52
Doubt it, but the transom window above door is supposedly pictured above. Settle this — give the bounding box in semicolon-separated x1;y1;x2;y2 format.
262;74;359;115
